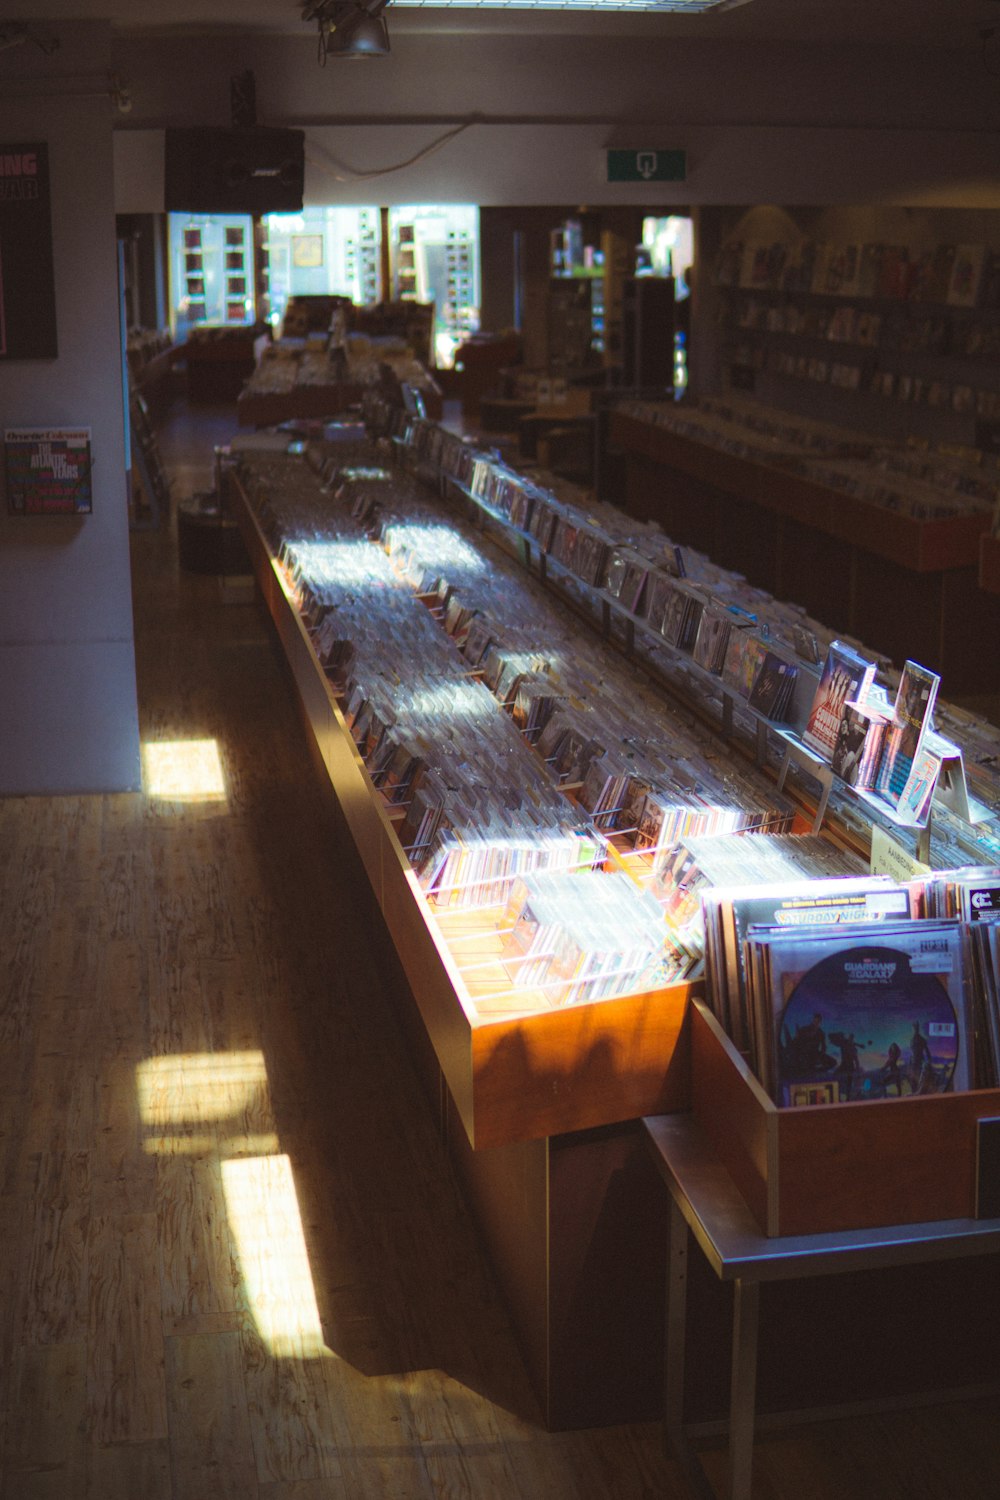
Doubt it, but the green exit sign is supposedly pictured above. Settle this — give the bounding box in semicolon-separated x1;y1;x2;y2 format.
607;149;687;183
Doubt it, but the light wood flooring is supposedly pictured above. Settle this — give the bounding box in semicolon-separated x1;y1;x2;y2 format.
1;398;999;1498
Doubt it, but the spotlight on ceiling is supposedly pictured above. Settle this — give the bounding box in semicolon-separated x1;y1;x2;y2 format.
304;0;390;62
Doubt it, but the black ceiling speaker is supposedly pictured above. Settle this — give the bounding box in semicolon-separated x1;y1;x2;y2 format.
164;127;305;214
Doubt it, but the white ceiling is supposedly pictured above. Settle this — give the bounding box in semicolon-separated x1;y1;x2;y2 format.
15;0;1000;46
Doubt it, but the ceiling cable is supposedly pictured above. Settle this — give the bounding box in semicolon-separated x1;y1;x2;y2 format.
304;118;473;182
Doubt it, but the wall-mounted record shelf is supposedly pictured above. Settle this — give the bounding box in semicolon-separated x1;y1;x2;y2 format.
610;409;988;574
606;407;1000;693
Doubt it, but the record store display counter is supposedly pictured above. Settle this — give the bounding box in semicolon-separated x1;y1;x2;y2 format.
237;334;443;428
228;445;703;1427
606;397;1000;693
227;421;1000;1431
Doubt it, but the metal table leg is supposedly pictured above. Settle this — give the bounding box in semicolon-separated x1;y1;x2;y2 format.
665;1198;688;1436
728;1278;760;1500
665;1200;718;1500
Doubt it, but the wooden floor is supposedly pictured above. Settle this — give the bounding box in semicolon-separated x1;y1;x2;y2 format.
1;398;999;1498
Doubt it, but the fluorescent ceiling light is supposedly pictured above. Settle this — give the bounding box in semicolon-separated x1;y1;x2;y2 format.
391;0;750;9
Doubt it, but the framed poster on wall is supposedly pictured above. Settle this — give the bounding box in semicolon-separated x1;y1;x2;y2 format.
0;142;57;360
4;427;93;514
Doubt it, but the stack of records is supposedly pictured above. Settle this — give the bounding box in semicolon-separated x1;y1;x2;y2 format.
575;750;631;824
746;647;799;722
925;866;1000;1084
423;828;602;911
743;919;971;1107
875;660;942;808
969;922;1000;1086
802;639;878;761
721;630;770;699
691;604;736;674
512;676;562;741
573;528;609;588
830;692;892;789
701;860;907;1052
653;836;868;1011
661;582;710;652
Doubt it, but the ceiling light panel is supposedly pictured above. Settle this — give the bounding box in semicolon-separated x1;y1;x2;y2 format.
392;0;749;10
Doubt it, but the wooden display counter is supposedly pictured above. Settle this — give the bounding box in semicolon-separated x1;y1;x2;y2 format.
237;378;443;429
237;384;363;429
609;410;1000;693
231;478;692;1151
230;473;693;1427
185;331;259;404
229;453;1000;1430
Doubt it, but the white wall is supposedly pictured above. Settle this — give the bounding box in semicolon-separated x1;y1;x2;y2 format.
115;121;1000;214
0;22;141;793
112;30;1000;211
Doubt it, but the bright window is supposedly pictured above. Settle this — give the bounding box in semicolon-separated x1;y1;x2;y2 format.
168;213;255;337
388;205;480;369
263;206;382;330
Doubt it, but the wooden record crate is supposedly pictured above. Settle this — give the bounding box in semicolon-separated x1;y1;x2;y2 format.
688;999;1000;1237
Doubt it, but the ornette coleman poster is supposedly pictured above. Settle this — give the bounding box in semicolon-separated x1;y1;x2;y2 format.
5;428;93;514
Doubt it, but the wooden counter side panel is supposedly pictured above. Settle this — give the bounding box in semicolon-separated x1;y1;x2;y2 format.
381;864;476;1138
774;1087;1000;1237
546;1124;666;1429
445;1098;552;1415
236;385;363;428
689;1004;773;1236
470;983;693;1150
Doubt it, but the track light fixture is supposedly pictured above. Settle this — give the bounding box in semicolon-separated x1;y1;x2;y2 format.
303;0;390;62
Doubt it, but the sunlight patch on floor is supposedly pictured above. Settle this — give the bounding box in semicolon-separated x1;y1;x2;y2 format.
223;1154;329;1358
143;738;227;800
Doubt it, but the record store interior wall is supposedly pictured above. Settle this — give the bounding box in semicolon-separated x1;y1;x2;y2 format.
111;27;1000;212
0;21;142;796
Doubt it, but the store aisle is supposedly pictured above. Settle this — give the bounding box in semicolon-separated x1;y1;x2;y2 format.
0;397;998;1499
0;398;671;1499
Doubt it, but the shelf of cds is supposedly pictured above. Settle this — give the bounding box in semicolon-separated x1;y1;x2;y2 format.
361;407;1000;1228
374;398;999;869
230;403;1000;1080
227;440;711;1151
608;397;992;572
712;237;1000;445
